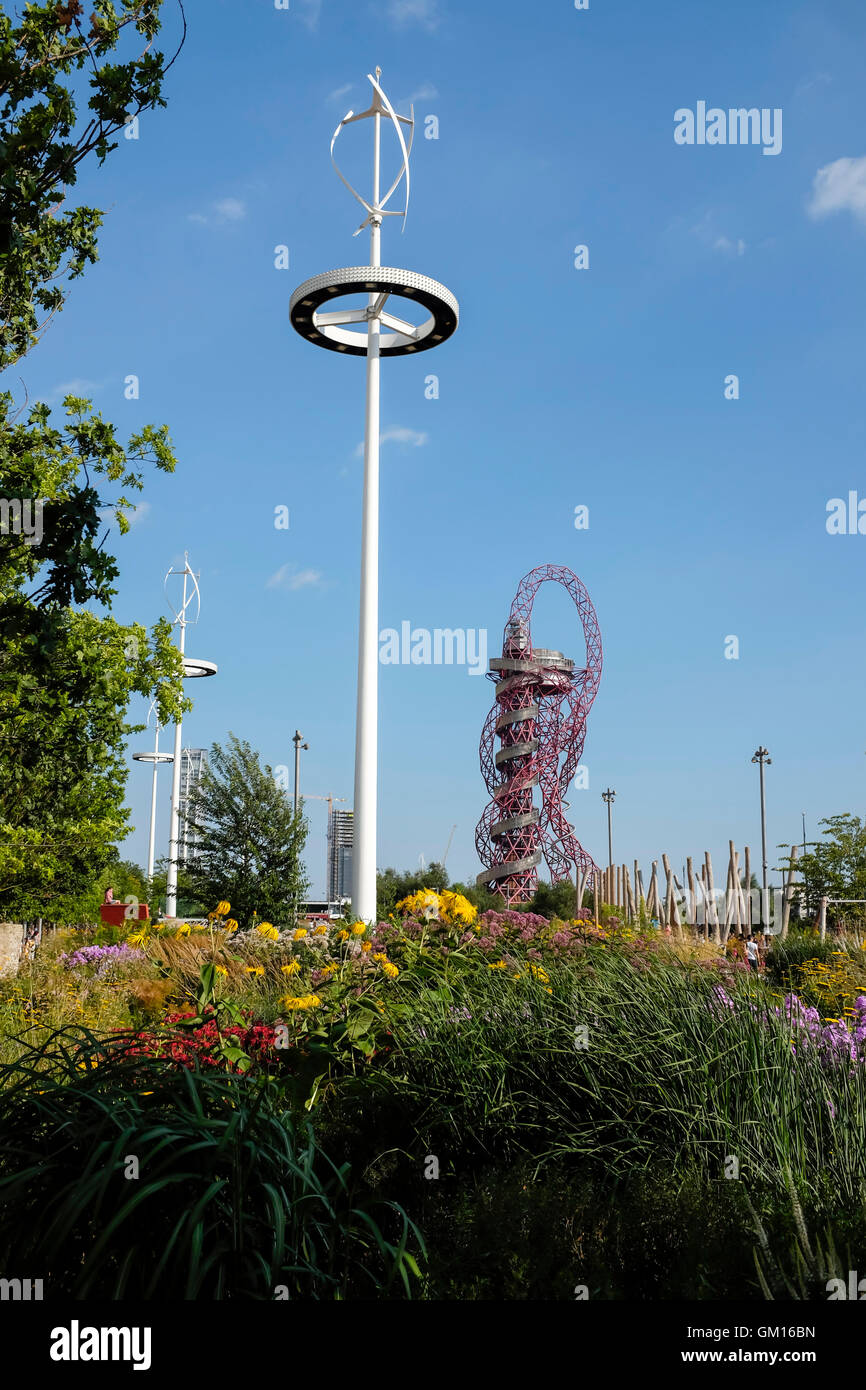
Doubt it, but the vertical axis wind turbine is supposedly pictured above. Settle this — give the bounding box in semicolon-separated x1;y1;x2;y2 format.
290;70;459;922
164;555;217;918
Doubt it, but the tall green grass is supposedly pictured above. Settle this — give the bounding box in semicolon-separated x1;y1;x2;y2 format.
0;1026;423;1299
359;949;866;1208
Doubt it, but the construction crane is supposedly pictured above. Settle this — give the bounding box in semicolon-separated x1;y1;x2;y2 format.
442;824;457;868
306;794;347;820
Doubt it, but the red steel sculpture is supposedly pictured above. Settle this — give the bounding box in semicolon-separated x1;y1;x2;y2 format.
475;565;603;904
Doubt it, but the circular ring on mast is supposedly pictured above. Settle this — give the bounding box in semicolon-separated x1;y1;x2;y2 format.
182;658;218;679
290;266;458;357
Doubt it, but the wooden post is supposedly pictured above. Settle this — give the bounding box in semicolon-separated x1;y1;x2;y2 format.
722;859;732;945
733;849;743;938
635;861;645;920
722;847;737;946
705;852;718;944
687;856;697;938
819;896;827;942
625;865;635;923
743;846;752;936
700;862;709;939
648;861;659;921
593;871;600;926
663;853;682;937
780;845;798;940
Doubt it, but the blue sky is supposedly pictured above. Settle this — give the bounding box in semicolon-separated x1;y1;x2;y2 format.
13;0;866;897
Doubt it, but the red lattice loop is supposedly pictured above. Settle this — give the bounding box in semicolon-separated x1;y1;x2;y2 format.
475;565;603;905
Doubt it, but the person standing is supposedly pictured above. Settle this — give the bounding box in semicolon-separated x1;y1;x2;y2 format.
746;935;759;973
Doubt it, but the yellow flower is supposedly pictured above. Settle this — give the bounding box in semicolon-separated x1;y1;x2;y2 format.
361;940;372;952
215;965;228;976
215;900;231;916
337;929;349;942
396;889;440;920
176;923;192;937
293;927;308;940
373;952;388;963
281;961;301;975
127;929;148;946
488;960;507;970
224;919;239;933
439;890;478;926
245;965;265;976
382;962;399;979
280;993;321;1010
256;922;279;941
351;922;366;936
321;963;338;977
313;923;329;935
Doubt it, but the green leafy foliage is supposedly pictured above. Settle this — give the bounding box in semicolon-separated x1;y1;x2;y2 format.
0;0;183;368
0;1026;425;1299
0;392;185;918
785;814;866;918
181;735;310;930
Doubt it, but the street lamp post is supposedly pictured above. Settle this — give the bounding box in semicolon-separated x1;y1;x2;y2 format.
751;746;772;929
602;788;616;868
164;557;217;918
132;705;173;882
290;69;458;922
293;730;309;816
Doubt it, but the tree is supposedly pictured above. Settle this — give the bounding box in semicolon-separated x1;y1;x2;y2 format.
376;861;450;919
62;854;148;924
0;0;184;368
529;878;585;920
0;4;186;919
0;394;185;920
786;815;866;917
182;736;310;930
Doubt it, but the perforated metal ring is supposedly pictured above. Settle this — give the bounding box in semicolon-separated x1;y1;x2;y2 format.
290;265;459;357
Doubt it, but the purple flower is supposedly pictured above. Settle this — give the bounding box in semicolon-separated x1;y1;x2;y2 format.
61;942;144;975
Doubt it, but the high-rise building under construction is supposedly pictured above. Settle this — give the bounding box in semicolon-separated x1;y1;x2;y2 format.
178;747;208;864
328;808;354;905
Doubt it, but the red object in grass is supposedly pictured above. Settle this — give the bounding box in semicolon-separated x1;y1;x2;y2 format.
99;902;149;925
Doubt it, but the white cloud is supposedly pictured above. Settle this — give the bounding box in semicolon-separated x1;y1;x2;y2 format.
807;156;866;225
796;72;831;97
328;82;353;104
388;0;440;31
297;0;322;30
126;501;151;527
713;235;746;257
686;211;747;259
214;197;246;222
43;378;102;404
398;81;439;109
354;425;429;458
187;197;247;226
97;500;151;529
266;564;324;592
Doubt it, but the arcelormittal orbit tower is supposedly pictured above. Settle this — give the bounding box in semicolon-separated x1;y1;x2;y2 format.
476;565;603;905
